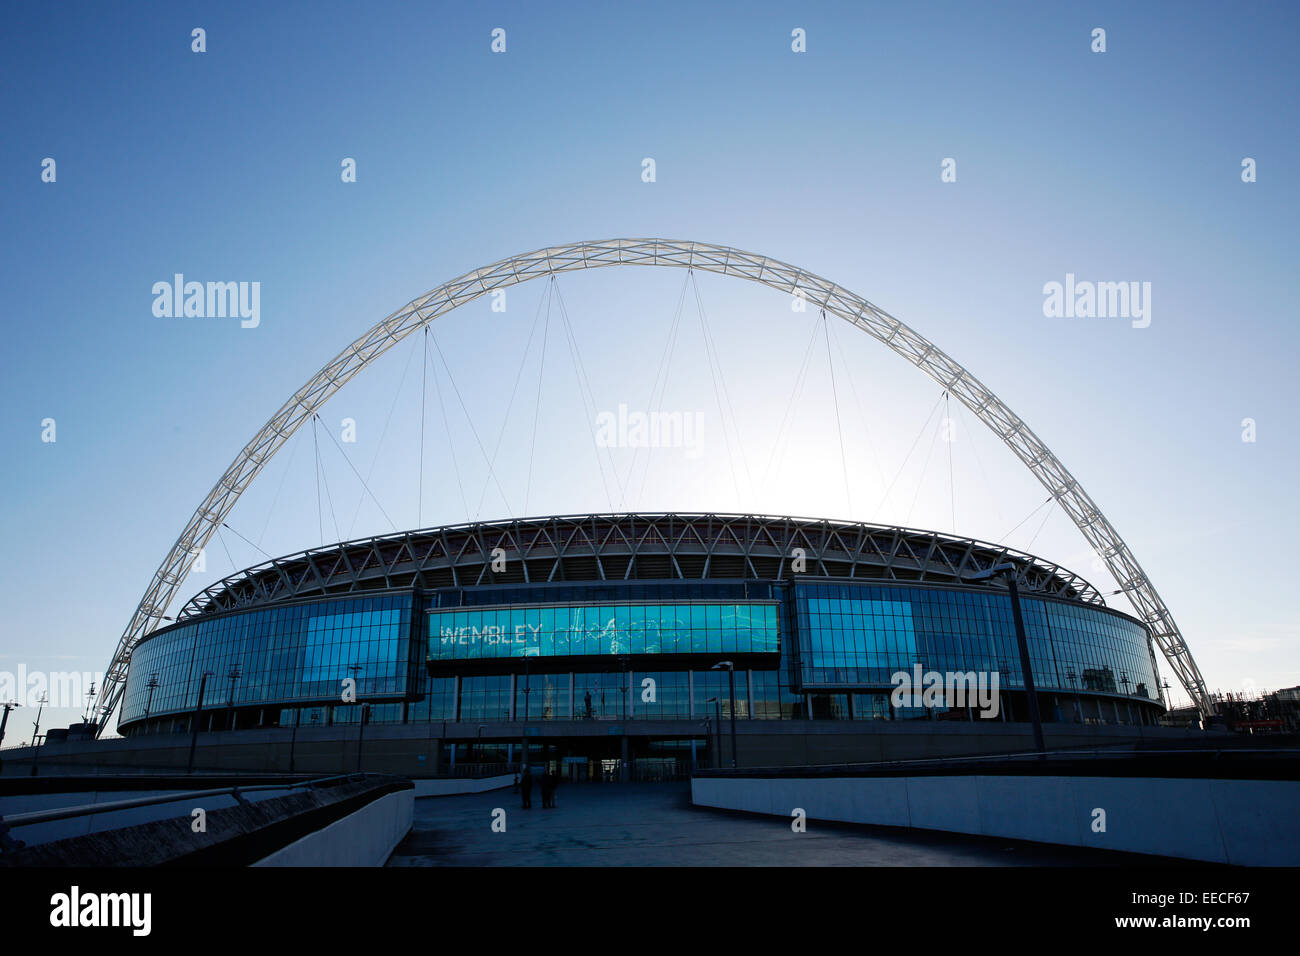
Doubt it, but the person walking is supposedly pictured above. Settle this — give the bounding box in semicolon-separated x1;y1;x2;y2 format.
539;769;554;809
520;766;533;809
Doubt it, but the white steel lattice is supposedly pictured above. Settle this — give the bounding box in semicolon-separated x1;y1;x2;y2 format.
94;239;1211;725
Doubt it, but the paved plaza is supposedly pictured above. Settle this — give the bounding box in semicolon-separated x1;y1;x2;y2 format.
387;781;1168;866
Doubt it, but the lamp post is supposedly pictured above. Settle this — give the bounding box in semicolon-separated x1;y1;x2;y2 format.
144;673;160;731
520;658;532;770
347;664;364;774
226;666;242;731
357;702;371;772
962;564;1045;757
0;701;19;772
712;661;738;767
704;697;722;769
30;692;47;776
186;671;214;774
619;656;630;721
1065;669;1081;724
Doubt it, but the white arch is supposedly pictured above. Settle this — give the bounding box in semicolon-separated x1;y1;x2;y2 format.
95;239;1211;724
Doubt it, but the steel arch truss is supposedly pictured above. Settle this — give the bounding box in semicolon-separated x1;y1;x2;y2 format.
94;239;1212;725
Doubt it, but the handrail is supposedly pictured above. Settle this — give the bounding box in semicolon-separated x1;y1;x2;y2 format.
0;771;378;833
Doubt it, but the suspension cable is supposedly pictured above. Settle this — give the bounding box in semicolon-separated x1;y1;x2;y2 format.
314;413;398;532
762;315;822;495
623;269;691;508
475;279;554;520
311;415;342;543
822;309;853;516
1025;499;1055;551
874;390;946;515
418;328;429;526
348;330;421;538
425;329;471;520
948;391;1007;531
690;270;746;506
427;329;513;516
257;429;300;547
944;390;956;533
905;396;945;525
1001;496;1053;543
825;315;888;495
312;416;324;545
524;278;554;515
214;525;237;573
550;278;617;512
221;521;273;561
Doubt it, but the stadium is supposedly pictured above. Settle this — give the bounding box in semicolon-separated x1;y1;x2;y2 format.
113;512;1165;778
63;238;1211;777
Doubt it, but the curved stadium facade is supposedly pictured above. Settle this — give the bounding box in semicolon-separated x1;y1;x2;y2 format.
118;514;1164;772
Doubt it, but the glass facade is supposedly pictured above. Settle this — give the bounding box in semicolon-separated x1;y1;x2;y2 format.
119;576;1160;732
427;601;780;661
120;594;414;725
794;582;1158;701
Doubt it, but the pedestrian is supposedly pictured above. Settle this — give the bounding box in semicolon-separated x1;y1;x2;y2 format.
547;770;559;808
520;766;533;809
539;769;554;809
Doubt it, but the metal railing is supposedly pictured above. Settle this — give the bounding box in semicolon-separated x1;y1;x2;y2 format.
0;771;382;852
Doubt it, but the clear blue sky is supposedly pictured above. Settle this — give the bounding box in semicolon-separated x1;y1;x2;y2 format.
1;0;1297;734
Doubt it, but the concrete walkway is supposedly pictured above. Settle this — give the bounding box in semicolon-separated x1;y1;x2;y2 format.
386;781;1167;866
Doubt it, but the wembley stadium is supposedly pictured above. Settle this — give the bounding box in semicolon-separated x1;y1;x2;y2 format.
113;512;1165;776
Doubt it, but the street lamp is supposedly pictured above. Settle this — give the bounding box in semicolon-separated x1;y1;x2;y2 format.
962;563;1045;757
520;658;532;771
521;657;532;720
348;664;365;774
82;682;96;724
226;666;242;731
704;696;722;769
144;673;160;729
0;701;20;772
356;702;371;772
618;656;630;721
30;692;47;776
186;671;215;774
712;661;738;767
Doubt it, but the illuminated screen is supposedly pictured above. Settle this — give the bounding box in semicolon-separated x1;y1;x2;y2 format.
427;602;779;661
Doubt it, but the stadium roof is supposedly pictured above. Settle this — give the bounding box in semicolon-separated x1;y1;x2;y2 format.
178;513;1105;620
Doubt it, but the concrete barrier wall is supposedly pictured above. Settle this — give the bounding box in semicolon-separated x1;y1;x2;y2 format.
691;774;1300;866
412;774;514;798
0;721;1225;777
252;790;414;867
